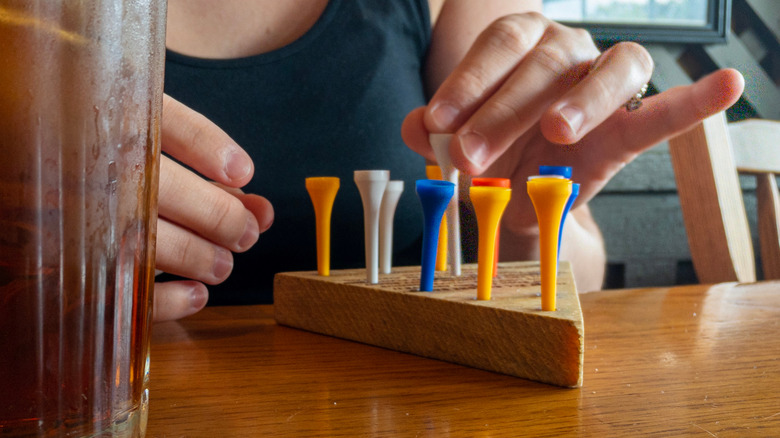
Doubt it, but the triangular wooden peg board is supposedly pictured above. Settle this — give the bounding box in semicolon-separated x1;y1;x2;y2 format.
274;261;583;387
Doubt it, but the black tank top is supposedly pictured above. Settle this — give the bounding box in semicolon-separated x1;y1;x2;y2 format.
163;0;431;304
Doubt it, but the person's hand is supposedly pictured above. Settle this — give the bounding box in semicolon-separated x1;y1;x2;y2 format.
153;95;274;322
402;12;744;237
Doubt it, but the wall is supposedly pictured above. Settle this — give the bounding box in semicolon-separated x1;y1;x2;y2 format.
591;142;760;289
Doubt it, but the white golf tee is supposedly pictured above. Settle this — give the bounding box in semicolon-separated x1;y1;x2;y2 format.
354;170;390;284
379;180;404;274
429;134;461;276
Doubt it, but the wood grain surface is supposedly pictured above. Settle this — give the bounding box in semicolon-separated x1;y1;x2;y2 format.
274;261;583;387
147;281;780;437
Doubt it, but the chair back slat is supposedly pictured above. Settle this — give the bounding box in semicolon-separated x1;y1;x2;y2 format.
755;173;780;279
669;112;756;284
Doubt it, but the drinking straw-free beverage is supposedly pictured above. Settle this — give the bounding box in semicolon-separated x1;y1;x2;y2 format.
0;2;165;436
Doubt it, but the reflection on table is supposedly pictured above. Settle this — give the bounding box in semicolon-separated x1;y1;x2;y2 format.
147;281;780;436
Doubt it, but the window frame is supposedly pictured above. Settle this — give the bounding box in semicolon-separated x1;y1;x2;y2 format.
545;0;732;44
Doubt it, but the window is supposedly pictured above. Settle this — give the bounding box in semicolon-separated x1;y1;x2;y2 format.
542;0;731;43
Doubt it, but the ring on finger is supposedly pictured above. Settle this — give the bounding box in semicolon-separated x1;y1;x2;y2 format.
588;52;649;112
624;83;649;112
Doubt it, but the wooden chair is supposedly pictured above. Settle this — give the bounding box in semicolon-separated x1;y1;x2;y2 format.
668;112;780;284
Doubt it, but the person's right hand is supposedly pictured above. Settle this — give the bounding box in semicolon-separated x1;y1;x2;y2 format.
153;95;274;322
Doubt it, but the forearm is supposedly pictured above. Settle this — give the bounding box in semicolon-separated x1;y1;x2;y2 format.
500;204;605;293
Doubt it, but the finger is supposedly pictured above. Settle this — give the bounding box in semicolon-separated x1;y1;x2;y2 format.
541;42;654;144
211;182;275;234
427;16;598;174
238;192;275;234
159;155;260;252
155;217;234;285
638;68;744;140
557;68;744;203
424;13;549;133
162;94;253;187
401;106;437;161
153;281;208;322
592;68;745;162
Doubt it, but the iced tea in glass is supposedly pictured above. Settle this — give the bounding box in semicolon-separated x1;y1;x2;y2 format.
0;1;165;436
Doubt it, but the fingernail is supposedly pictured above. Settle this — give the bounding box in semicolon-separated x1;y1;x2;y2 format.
430;103;459;130
458;131;490;170
213;247;234;280
560;105;584;136
224;149;252;182
238;214;259;250
189;284;208;311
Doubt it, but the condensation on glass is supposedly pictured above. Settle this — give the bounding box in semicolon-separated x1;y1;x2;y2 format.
0;1;166;436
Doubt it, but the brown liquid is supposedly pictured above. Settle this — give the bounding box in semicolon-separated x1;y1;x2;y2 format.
0;218;155;434
0;2;164;435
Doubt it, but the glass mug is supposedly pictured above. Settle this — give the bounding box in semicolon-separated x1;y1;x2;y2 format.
0;1;165;436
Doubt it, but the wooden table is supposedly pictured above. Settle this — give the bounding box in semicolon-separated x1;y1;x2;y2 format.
147;282;780;436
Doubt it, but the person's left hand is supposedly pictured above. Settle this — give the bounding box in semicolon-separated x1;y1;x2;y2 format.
402;12;744;239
